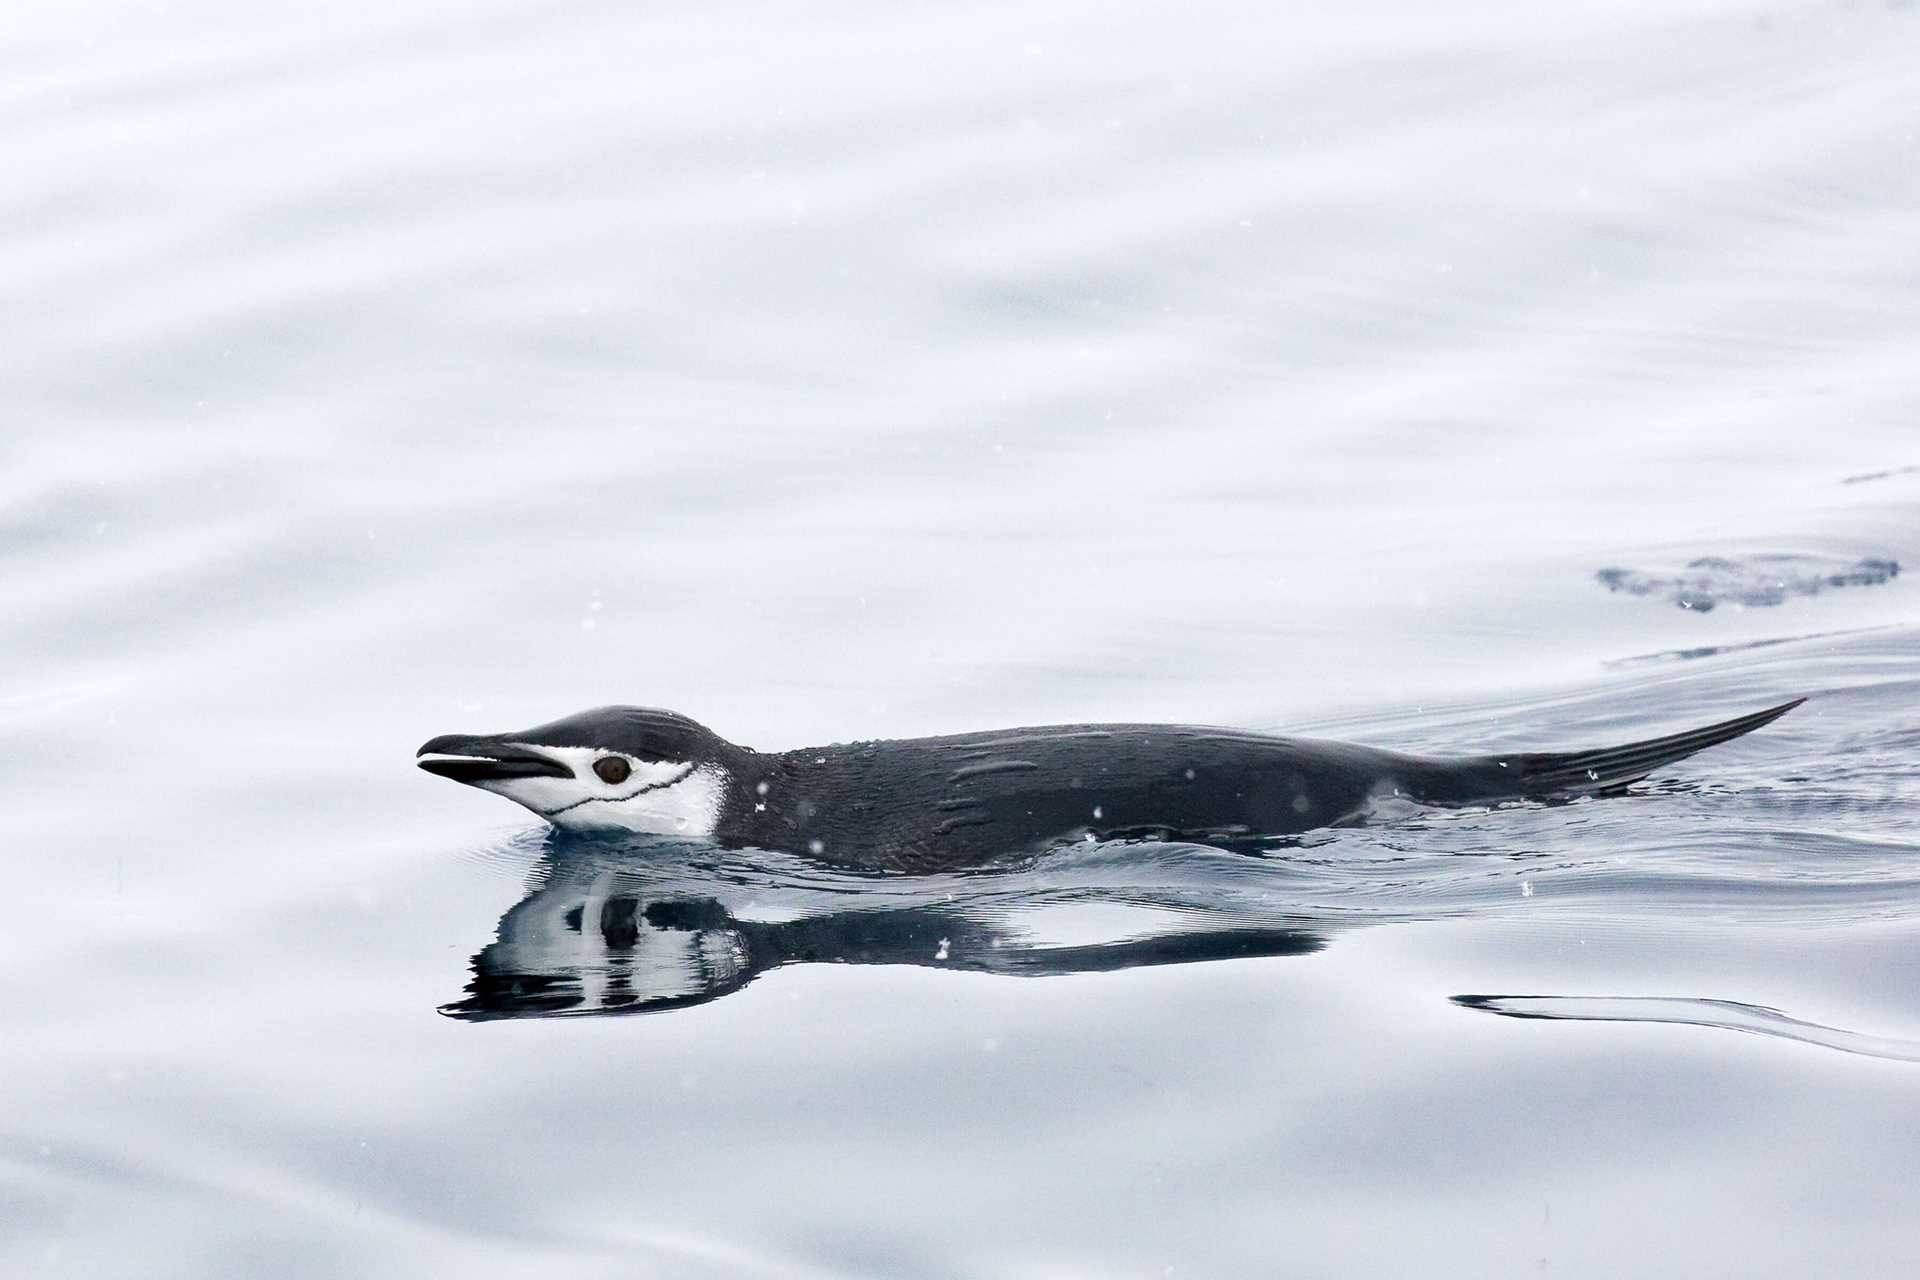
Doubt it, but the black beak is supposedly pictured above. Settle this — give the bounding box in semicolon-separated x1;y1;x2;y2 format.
416;733;574;783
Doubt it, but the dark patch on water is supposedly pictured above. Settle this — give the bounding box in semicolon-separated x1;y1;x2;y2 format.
1452;994;1920;1063
1841;463;1920;485
1605;625;1890;667
1595;554;1899;611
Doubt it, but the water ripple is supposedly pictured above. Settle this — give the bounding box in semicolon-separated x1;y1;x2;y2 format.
1454;994;1920;1064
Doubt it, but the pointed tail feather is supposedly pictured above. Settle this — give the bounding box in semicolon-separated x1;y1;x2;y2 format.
1507;698;1805;798
1408;698;1806;805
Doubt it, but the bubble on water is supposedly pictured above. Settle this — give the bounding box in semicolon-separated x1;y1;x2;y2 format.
935;938;950;960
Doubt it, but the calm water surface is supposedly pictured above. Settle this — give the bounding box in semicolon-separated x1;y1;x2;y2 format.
5;1;1919;1275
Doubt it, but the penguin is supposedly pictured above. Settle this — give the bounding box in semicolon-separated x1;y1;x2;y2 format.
416;698;1803;872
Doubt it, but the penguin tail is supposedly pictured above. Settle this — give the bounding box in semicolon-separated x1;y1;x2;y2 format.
1503;697;1805;798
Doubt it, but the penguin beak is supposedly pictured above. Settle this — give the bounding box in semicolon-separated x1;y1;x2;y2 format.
416;734;573;783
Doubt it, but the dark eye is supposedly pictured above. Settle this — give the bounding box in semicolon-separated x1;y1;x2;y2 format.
593;757;631;785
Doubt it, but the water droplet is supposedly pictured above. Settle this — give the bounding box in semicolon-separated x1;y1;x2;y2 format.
935;938;950;960
807;838;825;855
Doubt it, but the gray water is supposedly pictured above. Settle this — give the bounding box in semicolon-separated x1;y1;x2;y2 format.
6;0;1920;1274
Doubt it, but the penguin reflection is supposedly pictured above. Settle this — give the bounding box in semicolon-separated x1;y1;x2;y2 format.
444;841;1327;1020
445;840;1920;1064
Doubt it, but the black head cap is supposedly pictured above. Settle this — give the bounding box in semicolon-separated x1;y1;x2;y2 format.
509;706;738;763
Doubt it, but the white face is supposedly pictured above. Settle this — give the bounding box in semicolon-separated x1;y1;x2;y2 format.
474;744;726;836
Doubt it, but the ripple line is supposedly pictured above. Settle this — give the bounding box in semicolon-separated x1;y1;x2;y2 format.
1452;994;1920;1064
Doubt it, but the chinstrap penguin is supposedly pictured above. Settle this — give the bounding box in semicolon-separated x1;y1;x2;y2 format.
417;700;1804;872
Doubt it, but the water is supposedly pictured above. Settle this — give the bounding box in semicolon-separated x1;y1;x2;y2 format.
5;0;1919;1273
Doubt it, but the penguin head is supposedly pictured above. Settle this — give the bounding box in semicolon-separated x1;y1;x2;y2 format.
417;706;738;835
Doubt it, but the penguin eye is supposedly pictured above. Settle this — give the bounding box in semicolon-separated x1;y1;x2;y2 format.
593;757;631;785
